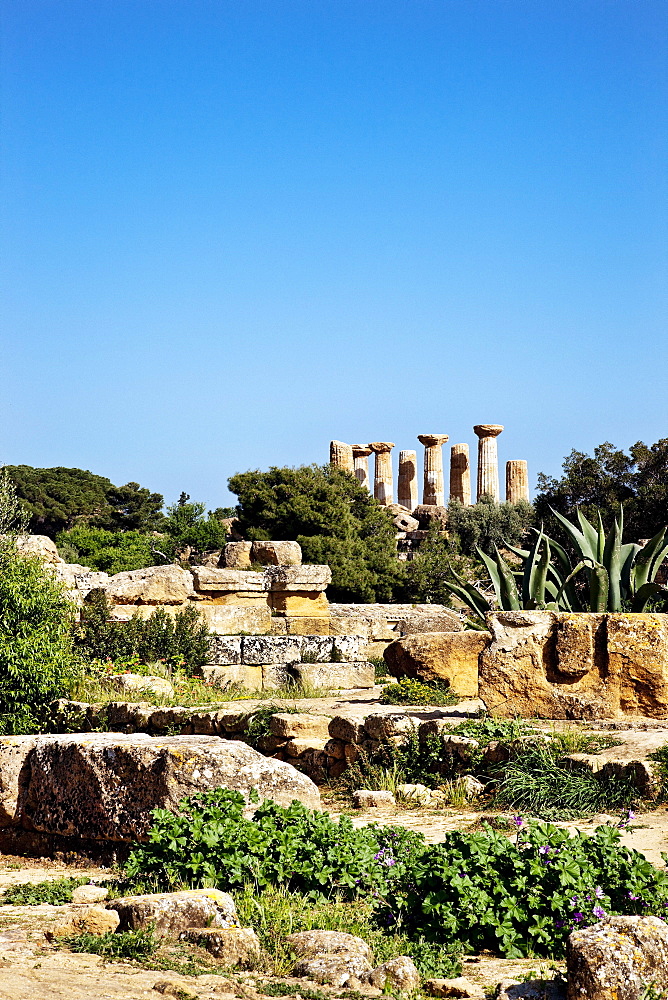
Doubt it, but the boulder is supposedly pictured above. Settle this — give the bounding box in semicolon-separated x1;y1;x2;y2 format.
71;884;109;904
4;733;320;841
293;661;375;690
180;926;260;965
224;542;253;569
13;534;62;563
368;956;419;991
49;904;120;939
424;977;485;998
352;789;395;808
480;612;668;719
292;954;373;986
191;567;265;593
109;889;238;937
384;631;489;697
264;565;331;592
250;541;302;566
110;674;174;699
567;915;668;999
269;713;332;740
286;930;372;961
105;565;195;605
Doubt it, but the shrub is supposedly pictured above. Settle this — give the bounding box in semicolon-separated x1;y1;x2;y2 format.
379;678;461;706
1;877;90;905
55;526;158;574
123;788;424;901
65;927;157;958
380;820;668;959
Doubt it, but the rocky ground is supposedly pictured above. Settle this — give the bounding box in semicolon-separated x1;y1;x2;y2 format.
1;688;667;999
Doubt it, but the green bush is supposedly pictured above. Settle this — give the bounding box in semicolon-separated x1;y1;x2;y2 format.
123;788;424;901
379;678;461;706
381;820;668;959
55;526;158;574
447;497;535;557
74;593;210;672
1;877;90;905
0;474;76;733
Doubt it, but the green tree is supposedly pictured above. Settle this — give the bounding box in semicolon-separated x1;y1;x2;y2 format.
4;465;165;537
0;470;75;733
446;497;535;556
228;465;405;602
405;526;485;607
55;526;160;574
162;493;228;555
534;438;668;543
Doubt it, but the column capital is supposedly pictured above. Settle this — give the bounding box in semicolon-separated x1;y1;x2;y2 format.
417;433;449;447
368;441;395;453
473;424;504;438
351;444;373;458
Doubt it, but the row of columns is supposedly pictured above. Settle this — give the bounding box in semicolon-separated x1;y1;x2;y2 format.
330;428;529;507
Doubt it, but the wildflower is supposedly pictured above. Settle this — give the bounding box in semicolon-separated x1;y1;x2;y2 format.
628;891;639;900
592;905;606;919
512;815;524;829
595;887;604;899
573;912;584;923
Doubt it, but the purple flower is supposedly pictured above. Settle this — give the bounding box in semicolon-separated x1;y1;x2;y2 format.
383;857;396;867
573;912;584;923
539;845;550;855
628;891;639;900
595;887;604;899
592;905;606;919
512;815;524;829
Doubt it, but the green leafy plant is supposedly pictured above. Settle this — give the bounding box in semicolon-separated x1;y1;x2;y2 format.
647;744;668;801
379;678;461;706
64;927;157;959
1;877;90;905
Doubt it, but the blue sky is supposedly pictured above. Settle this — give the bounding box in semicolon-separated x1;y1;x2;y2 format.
2;0;666;509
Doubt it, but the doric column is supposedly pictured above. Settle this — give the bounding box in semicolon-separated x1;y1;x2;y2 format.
351;444;372;491
368;442;395;505
329;440;354;474
473;424;504;501
417;434;449;506
506;460;529;504
450;443;471;506
397;450;418;510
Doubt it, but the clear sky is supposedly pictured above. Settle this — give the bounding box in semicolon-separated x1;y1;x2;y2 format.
2;0;666;509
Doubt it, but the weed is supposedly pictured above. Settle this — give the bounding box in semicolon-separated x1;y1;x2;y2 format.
547;728;624;755
648;744;668;801
260;985;327;1000
1;877;90;905
452;714;537;745
379;678;460;706
405;937;462;979
65;926;157;959
641;984;668;1000
370;658;388;681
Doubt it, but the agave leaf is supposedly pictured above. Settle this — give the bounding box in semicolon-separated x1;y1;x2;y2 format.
441;579;490;623
477;547;504;607
522;526;544;609
631;582;668;613
603;511;622;612
550;508;594;562
650;543;668;585
542;532;582;610
587;559;610;612
553;560;590;607
531;538;551;608
504;542;530;560
631;527;668;590
621;542;641;596
493;545;521;611
577;509;600;561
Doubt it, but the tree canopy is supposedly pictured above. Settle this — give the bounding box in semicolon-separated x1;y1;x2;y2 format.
534;439;668;543
228;464;405;602
4;465;165;537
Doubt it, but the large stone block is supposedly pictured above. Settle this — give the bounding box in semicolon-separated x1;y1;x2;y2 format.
7;733;320;841
224;542;253;569
242;636;303;664
264;565;332;592
13;534;62;564
607;613;668;716
269;714;332;740
384;631;489;697
196;604;271;634
192;567;265;593
294;661;375;690
250;541;302;566
206;636;242;665
332;635;366;661
105;565;195;605
109;889;238;937
567;915;668;1000
300;636;335;662
269;592;329;616
398;612;464;635
285;616;332;636
200;664;263;690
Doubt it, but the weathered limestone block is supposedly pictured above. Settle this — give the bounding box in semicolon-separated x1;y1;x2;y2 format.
110;674;174;699
328;716;366;742
54;563;109;602
363;714;416;740
13;534;62;563
384;631;489;697
418;434;449;506
424;976;485;998
368;956;420;992
197;605;271;635
250;541;302;566
330;440;354;473
352;445;372;491
180;927;260;964
300;636;335;661
607;613;668;716
192;567;266;593
293;955;373;986
474;423;503;502
105;565;195;605
0;736;41;825
398;610;463;635
450;444;472;506
10;733;320;840
49;905;120;939
294;661;375;689
200;664;263;690
71;884;109;904
224;542;252;569
567;915;668;1000
412;504;448;529
369;442;394;506
332;635;366;660
284;737;329;757
270;592;329;616
109;889;239;936
261;664;294;689
393;510;420;532
287;929;373;961
352;789;395;808
479;612;614;719
206;636;243;665
242;636;302;664
284;616;331;636
398;451;419;510
268;713;332;740
264;565;331;591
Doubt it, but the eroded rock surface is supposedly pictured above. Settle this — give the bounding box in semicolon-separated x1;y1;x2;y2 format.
566;915;668;1000
384;631;490;696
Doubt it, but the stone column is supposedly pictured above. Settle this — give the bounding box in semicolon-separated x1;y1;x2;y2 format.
417;434;449;506
397;450;418;510
473;424;504;501
506;460;529;504
450;443;471;506
329;440;354;474
368;442;395;505
351;444;372;491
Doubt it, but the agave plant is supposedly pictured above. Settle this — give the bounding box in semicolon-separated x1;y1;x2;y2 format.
444;505;668;625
